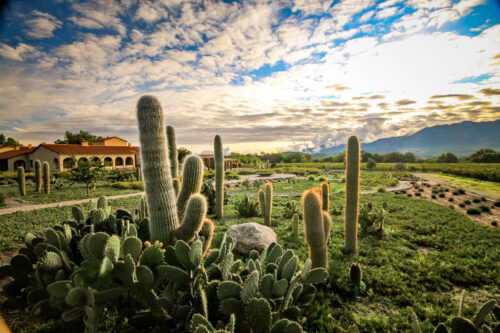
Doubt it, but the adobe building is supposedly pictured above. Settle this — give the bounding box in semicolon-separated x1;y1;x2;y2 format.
200;154;239;170
0;137;140;172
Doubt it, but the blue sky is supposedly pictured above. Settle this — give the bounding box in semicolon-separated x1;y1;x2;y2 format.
0;0;498;153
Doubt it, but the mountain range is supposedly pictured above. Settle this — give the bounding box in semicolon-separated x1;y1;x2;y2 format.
303;120;500;158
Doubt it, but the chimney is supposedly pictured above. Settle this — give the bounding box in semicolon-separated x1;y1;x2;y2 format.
28;144;32;149
81;141;89;146
15;146;20;150
128;143;132;147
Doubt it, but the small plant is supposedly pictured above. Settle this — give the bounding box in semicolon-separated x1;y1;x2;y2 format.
439;193;445;198
291;213;299;237
201;181;228;215
448;198;454;202
318;176;326;181
236;195;260;218
473;198;481;203
415;192;422;197
458;188;466;194
452;190;459;195
492;221;498;227
377;186;386;193
444;188;449;192
394;162;407;171
418;188;424;192
358;202;387;235
479;205;491;213
464;199;472;205
283;200;299;219
459;203;465;208
242;178;251;189
481;196;487;201
431;194;437;199
308;175;315;181
467;208;481;215
407;193;412;197
493;200;500;207
0;191;5;207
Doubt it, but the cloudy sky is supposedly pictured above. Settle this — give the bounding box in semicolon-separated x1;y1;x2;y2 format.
0;0;499;153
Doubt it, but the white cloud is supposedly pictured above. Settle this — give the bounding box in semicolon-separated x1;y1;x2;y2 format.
376;6;399;19
25;10;63;39
0;43;40;61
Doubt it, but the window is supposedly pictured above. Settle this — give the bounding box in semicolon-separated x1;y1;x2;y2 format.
53;158;59;170
115;157;123;166
104;157;113;166
125;157;134;166
63;158;74;169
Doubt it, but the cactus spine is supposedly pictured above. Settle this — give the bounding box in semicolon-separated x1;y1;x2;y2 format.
258;182;273;226
166;125;178;178
18;166;26;196
136;95;179;245
344;135;360;254
291;213;299;237
302;190;331;269
136;95;214;249
214;135;224;219
43;161;50;194
34;160;42;192
321;181;329;212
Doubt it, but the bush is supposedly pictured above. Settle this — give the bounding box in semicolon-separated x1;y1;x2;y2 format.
467;208;481;215
377;186;386;193
479;205;491;213
318;176;327;181
492;221;498;227
464;200;472;205
225;171;240;180
439;193;445;198
481;196;487;202
415;192;421;197
448;198;454;202
494;200;500;207
431;194;437;199
394;163;407;171
459;203;465;208
111;181;144;190
201;181;228;214
308;175;315;181
452;191;459;195
472;198;481;203
407;193;412;197
458;188;466;194
367;158;377;170
236;195;260;217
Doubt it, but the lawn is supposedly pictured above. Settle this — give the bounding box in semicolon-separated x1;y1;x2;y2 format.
0;183;499;332
0;181;142;205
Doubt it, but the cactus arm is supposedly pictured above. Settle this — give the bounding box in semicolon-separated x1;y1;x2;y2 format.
214;135;224;219
136;95;179;245
176;155;203;220
43;161;50;194
199;218;215;256
172;178;181;197
258;190;266;217
173;194;207;242
18;166;26;196
34;160;42;192
166;125;178;179
321;182;329;212
344;135;360;254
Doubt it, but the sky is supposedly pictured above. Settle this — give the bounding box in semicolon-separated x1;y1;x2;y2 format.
0;0;499;154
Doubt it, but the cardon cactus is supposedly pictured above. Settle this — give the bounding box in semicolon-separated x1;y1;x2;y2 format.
291;213;299;238
43;161;50;194
302;190;331;269
349;263;362;287
344;135;360;254
258;182;273;226
214;134;224;219
34;160;42;192
136;95;214;248
166;125;178;178
136;167;141;181
17;166;26;196
321;181;329;212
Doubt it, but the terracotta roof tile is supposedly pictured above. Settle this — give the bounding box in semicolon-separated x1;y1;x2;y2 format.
0;147;34;159
39;144;139;155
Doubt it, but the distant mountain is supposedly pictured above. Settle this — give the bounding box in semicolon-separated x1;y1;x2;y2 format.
306;120;500;158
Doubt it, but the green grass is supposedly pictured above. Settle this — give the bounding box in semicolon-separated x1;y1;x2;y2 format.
1;181;142;205
0;184;499;332
420;173;500;197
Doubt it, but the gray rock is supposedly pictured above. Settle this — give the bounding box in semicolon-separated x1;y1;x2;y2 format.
226;222;277;255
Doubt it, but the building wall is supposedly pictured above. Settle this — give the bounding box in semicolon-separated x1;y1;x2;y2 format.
7;155;30;171
59;154;136;171
29;146;62;172
94;138;128;146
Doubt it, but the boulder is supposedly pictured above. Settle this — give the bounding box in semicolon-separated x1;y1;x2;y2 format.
226;222;277;255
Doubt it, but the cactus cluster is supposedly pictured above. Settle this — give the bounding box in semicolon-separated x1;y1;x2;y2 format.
344;135;360;254
17;166;26;196
43;161;50;194
358;202;387;236
136;95;214;249
258;182;273;226
302;190;331;269
237;195;260;218
34;160;42;192
214;134;225;219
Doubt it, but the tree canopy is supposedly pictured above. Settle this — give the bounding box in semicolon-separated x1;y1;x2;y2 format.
0;133;20;147
54;130;103;144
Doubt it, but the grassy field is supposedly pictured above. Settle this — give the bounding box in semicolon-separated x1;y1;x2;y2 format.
0;181;142;205
416;173;500;197
1;182;498;332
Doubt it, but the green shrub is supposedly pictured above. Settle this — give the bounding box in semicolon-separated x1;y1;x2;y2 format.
480;196;487;202
318;176;327;181
479;205;490;212
458;188;466;194
394;163;407;171
472;198;481;203
203;170;215;179
377;186;386;193
201;181;228;214
467;208;481;215
493;200;500;207
464;200;472;205
452;191;459;195
439;193;445;198
448;198;454;202
236;195;260;217
492;221;498;227
111;181;144;190
308;175;315;181
415;192;421;197
459;203;465;208
225;171;240;180
431;194;437;199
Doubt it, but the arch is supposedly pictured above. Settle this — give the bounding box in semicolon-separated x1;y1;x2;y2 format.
14;160;26;170
78;157;88;165
115;157;124;167
104;157;113;167
125;157;134;166
53;158;59;170
63;158;75;169
91;157;101;163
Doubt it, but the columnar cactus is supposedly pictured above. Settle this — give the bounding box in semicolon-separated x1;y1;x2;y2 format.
258;182;273;226
302;190;331;269
349;263;362;287
321;181;329;212
43;161;50;194
166;125;178;178
214;135;224;219
136;167;141;181
136;95;213;248
18;166;26;196
34;160;42;192
344;135;360;254
291;213;299;237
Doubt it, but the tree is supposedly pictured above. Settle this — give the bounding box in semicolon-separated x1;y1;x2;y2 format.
367;158;377;170
402;152;416;163
67;156;104;197
285;152;306;163
361;151;373;162
0;133;20;146
467;149;500;163
383;152;404;163
55;130;103;144
436;152;459;163
177;147;191;164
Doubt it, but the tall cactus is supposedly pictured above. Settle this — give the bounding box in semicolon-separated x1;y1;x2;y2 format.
214;135;224;219
166;125;178;178
321;181;329;212
291;213;299;237
258;182;273;226
136;167;141;181
302;190;331;269
43;161;50;194
34;160;42;192
137;95;179;245
18;166;26;196
344;135;360;254
136;95;214;248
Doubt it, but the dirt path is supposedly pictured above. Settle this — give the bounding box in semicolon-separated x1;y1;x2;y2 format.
0;192;145;216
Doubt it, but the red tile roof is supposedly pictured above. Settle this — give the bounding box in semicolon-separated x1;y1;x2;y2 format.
95;136;127;142
38;144;139;155
0;147;34;159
